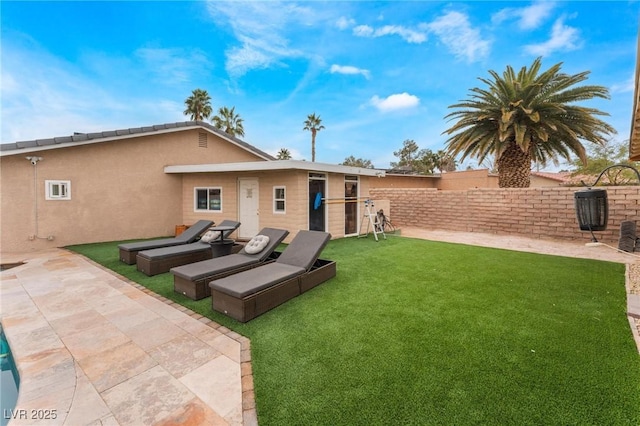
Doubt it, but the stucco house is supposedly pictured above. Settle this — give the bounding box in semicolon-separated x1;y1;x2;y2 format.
0;121;384;252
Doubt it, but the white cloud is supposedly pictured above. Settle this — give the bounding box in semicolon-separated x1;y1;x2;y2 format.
492;1;556;30
610;74;635;94
1;43;182;142
353;24;427;44
353;24;374;37
225;43;275;76
519;2;557;30
370;92;420;112
206;1;313;78
426;11;491;62
330;64;370;79
524;16;581;56
135;47;210;84
336;16;355;30
1;49;117;141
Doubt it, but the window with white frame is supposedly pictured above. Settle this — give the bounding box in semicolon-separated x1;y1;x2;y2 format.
195;187;222;211
274;186;286;213
45;180;71;200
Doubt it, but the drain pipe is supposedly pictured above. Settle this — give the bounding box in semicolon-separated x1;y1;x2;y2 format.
25;156;50;241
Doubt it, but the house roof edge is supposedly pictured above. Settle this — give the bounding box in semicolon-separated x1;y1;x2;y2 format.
165;160;385;177
0;121;275;161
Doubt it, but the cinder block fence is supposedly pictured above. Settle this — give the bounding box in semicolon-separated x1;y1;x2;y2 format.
370;186;640;244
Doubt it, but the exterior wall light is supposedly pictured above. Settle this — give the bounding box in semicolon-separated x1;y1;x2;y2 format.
26;156;43;165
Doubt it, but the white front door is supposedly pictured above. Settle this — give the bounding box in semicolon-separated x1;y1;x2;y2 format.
238;178;259;238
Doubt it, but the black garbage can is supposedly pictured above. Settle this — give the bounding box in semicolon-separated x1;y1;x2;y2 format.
210;238;235;257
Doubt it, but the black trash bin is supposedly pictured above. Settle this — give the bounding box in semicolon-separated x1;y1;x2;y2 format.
210;238;235;257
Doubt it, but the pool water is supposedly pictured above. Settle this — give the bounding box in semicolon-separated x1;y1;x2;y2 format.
1;325;19;426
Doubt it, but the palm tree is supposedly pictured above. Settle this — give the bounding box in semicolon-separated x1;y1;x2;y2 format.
276;148;292;160
341;155;373;168
183;89;212;121
436;150;457;172
303;113;325;162
443;57;616;187
212;106;245;138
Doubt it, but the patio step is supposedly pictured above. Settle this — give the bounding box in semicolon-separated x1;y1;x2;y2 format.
628;293;640;319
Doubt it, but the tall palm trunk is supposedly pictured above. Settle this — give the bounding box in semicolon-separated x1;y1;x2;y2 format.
311;130;316;162
497;141;531;188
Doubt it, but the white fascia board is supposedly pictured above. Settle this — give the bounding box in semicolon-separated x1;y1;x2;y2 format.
164;160;385;177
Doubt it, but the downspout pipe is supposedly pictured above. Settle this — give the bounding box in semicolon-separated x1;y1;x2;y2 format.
25;156;45;240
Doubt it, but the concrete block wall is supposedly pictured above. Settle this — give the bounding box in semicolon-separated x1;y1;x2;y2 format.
370;186;640;244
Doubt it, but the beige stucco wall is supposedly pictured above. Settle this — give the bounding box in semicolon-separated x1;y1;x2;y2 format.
181;171;309;243
1;129;265;252
530;174;564;187
179;170;374;243
370;174;439;189
438;169;499;190
369;170;499;190
371;169;564;190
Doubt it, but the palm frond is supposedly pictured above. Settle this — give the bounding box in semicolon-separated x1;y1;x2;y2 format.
442;57;615;187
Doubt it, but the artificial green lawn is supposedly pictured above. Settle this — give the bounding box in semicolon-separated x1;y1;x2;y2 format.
68;235;640;425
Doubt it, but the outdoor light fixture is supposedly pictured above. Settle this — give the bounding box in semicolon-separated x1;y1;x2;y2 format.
574;164;640;242
26;156;43;165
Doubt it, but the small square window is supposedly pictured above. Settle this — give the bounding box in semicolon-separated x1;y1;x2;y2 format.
195;187;222;212
274;186;286;213
45;180;71;200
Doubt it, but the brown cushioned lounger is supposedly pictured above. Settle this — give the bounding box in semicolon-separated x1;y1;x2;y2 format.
118;220;214;264
136;220;241;276
209;230;335;322
171;228;290;300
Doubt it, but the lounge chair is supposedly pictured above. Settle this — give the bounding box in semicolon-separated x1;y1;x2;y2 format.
118;220;214;264
136;220;241;276
209;230;336;322
171;228;290;300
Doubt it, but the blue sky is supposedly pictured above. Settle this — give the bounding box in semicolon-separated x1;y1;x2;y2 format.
1;1;638;170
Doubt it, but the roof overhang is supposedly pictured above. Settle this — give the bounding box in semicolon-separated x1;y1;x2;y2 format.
629;29;640;161
164;160;386;177
0;121;274;161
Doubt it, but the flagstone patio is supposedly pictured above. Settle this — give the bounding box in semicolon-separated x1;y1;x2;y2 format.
1;249;255;426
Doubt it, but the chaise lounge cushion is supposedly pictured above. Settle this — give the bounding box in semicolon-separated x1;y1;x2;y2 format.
138;219;241;260
137;242;210;260
275;230;331;270
170;228;289;282
118;220;214;251
210;263;304;298
209;230;331;299
119;237;184;252
172;255;258;281
244;235;270;254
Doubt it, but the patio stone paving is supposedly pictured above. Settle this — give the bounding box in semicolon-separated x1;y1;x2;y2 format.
0;249;256;426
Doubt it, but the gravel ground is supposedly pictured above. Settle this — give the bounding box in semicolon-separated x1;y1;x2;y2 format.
627;264;640;344
628;263;640;295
